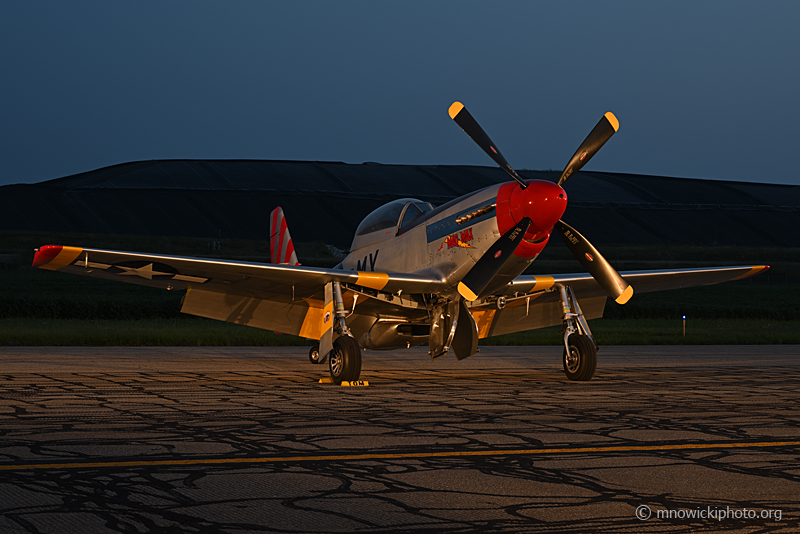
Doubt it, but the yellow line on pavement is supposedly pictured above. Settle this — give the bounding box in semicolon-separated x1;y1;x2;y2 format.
2;441;798;471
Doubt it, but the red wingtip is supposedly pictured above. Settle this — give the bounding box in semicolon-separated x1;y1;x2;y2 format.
32;245;63;268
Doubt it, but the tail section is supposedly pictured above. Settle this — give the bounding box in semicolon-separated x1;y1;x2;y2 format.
270;207;300;265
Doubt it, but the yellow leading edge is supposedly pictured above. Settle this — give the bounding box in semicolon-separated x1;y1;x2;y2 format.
356;272;389;290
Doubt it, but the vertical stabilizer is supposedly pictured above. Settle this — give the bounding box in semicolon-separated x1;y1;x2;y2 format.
270;207;300;265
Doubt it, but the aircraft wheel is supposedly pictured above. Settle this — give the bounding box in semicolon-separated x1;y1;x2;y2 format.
309;343;324;364
329;336;362;384
563;334;597;381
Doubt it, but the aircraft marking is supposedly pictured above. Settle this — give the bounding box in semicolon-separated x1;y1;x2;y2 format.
444;228;475;249
116;263;175;280
356;250;380;271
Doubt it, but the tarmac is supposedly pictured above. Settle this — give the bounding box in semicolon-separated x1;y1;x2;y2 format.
1;345;799;533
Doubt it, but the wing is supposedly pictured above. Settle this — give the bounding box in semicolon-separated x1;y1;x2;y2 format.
505;265;770;298
33;245;446;339
467;265;769;339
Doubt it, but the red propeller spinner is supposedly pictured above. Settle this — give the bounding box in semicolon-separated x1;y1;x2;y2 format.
496;179;568;258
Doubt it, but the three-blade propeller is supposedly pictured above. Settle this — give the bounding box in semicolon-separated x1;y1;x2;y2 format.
450;102;632;304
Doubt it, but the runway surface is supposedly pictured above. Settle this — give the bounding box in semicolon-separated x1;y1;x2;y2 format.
1;345;798;533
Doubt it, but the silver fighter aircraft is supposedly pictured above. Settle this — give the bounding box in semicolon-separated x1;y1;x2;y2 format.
33;103;769;383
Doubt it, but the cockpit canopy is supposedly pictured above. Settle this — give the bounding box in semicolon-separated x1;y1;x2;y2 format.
350;198;434;251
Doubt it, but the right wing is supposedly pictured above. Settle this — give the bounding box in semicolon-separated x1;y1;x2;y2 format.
33;245;447;339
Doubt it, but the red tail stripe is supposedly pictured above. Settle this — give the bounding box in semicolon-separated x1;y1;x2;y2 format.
277;217;288;263
284;239;296;265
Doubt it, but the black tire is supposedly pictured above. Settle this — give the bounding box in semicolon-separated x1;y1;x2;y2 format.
309;344;323;364
562;334;597;381
329;336;362;384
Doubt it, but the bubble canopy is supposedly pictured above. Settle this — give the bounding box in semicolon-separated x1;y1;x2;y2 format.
350;198;433;251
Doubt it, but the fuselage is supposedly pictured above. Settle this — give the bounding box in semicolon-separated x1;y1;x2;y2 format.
341;179;568;299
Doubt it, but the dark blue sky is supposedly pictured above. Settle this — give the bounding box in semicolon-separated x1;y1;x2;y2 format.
2;1;798;186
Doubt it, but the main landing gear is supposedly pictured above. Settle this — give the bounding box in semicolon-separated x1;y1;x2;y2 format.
320;281;362;385
557;284;598;381
329;336;362;384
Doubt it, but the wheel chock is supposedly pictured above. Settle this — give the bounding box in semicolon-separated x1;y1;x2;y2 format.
318;378;369;386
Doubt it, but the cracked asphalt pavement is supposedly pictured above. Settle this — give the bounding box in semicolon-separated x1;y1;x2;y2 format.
1;345;798;533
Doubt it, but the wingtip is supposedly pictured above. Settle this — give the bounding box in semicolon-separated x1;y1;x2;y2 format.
604;111;619;132
32;245;83;271
615;285;634;305
449;101;464;119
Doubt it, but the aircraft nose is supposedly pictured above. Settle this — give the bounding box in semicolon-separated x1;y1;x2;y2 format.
509;180;568;234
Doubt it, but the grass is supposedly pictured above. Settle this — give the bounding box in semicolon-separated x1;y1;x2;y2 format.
483;319;800;346
2;230;800;346
0;317;310;347
1;317;798;347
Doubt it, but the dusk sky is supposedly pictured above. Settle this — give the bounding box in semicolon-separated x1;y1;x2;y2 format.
2;1;798;187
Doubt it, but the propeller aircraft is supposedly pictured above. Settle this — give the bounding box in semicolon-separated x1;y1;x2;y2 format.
33;102;769;383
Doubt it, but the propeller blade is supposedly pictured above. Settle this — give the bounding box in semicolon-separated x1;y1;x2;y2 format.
557;112;619;186
449;101;528;189
458;217;532;301
555;220;633;304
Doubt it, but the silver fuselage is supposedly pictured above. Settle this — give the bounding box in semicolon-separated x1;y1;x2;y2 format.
341;183;547;298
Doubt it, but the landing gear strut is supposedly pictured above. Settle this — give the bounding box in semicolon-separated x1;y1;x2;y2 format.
557;284;597;381
327;281;362;384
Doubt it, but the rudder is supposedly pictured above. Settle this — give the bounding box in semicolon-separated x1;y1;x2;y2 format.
270;207;300;265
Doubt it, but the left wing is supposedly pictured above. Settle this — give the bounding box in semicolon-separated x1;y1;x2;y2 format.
504;265;770;298
467;265;769;339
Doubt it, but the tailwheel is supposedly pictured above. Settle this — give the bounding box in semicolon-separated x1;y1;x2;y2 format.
329;336;362;385
309;343;325;364
563;334;597;381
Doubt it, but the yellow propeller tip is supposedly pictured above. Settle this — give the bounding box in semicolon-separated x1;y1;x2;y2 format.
457;281;478;301
449;101;464;119
604;112;619;132
615;285;633;305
